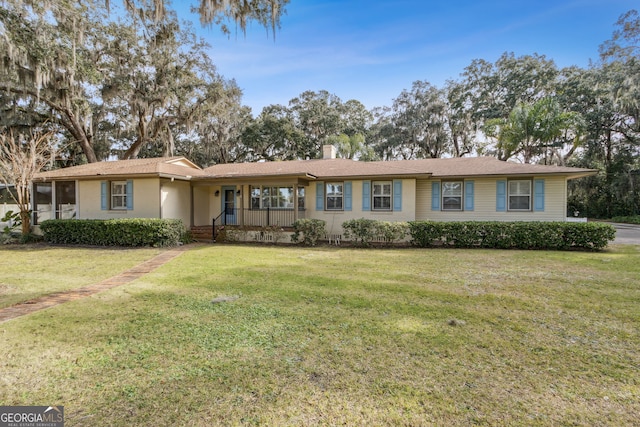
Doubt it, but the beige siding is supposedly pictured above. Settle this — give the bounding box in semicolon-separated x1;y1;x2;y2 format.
193;186;213;226
307;179;416;235
78;178;160;220
416;176;568;222
195;185;235;226
210;185;225;221
160;179;191;227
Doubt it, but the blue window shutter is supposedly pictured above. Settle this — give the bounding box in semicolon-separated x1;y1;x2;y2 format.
126;180;134;210
393;180;402;211
496;180;507;212
344;181;352;211
316;182;324;211
101;181;108;210
465;181;475;211
362;181;371;211
534;179;545;211
431;182;440;210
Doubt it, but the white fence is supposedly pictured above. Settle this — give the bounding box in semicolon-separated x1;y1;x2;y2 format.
566;217;588;223
1;203;20;230
1;203;76;230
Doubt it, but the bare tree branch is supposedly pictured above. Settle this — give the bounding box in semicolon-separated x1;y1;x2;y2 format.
0;128;57;235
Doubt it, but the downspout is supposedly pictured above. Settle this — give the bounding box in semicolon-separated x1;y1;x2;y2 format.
52;181;57;220
159;182;163;219
294;185;299;222
75;180;79;219
238;185;244;227
190;184;194;228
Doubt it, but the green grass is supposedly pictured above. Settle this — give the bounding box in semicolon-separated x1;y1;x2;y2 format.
1;244;639;426
0;245;161;308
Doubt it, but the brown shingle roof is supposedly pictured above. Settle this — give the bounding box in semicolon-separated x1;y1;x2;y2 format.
374;157;597;178
203;157;596;180
35;157;205;180
202;158;432;179
35;156;597;182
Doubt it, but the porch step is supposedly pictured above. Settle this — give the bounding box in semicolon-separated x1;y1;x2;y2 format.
190;226;214;242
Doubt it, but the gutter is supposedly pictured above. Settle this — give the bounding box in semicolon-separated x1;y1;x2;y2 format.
192;172;319;181
34;172;198;181
429;170;598;180
313;173;433;180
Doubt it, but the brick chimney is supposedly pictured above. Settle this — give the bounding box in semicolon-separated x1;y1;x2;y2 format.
322;144;337;159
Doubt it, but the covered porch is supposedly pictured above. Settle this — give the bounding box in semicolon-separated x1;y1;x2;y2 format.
191;174;314;240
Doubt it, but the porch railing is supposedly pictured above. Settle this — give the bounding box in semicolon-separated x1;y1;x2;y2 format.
212;208;305;240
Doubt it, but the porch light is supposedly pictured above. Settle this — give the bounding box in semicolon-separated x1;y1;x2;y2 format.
236;189;241;195
214;190;220;197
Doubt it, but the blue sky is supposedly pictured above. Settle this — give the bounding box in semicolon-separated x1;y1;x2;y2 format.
181;0;637;116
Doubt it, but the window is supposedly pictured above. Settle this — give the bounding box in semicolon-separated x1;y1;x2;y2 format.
326;182;343;210
508;180;531;210
267;186;293;208
442;181;463;210
250;186;261;209
101;180;132;211
372;181;392;210
249;185;304;209
111;181;128;210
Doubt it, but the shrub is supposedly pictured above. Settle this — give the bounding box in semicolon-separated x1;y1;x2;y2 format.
291;219;326;246
0;233;17;245
562;222;616;250
611;215;640;225
180;229;195;244
408;221;615;251
407;221;442;248
19;233;43;244
215;226;238;243
342;218;409;247
376;221;410;246
342;218;378;246
40;218;184;247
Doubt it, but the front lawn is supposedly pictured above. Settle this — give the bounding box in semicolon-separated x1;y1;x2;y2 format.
1;245;639;426
0;245;161;308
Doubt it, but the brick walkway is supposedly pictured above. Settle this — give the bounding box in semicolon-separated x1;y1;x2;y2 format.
0;245;193;323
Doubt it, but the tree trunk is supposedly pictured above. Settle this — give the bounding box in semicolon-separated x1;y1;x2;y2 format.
66;116;98;163
20;211;31;236
453;135;461;157
123;136;144;159
122;113;148;159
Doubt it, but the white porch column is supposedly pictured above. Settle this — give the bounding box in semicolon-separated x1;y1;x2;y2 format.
293;185;299;222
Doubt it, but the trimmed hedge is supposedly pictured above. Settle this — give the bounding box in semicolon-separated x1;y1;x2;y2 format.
40;218;185;247
408;221;616;251
291;219;326;246
342;218;409;247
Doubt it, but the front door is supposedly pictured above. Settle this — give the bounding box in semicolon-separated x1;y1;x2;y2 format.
222;187;237;225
